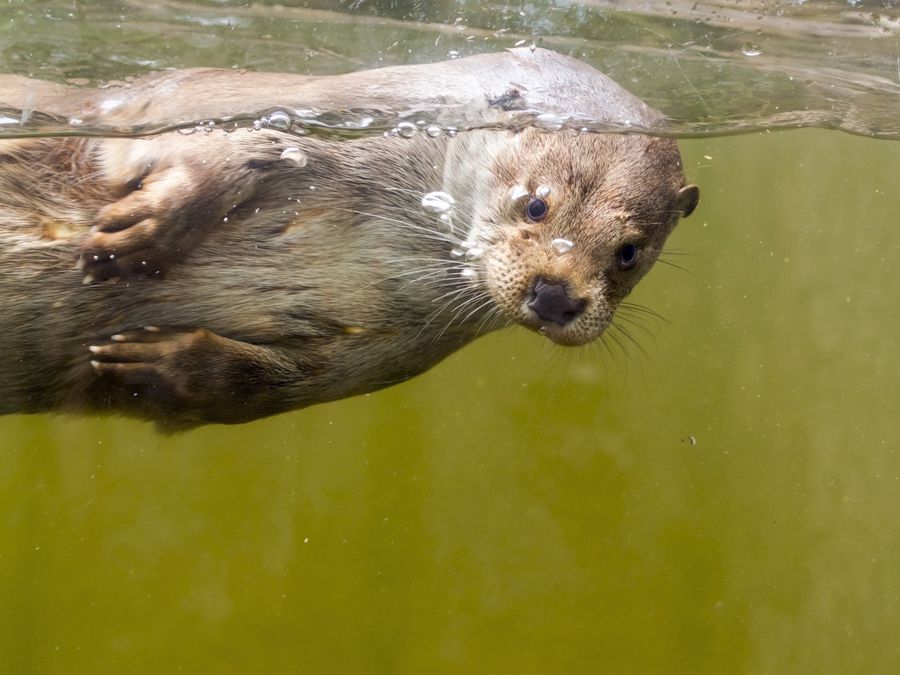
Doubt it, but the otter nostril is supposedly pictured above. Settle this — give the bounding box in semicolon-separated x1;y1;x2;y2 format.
527;277;587;326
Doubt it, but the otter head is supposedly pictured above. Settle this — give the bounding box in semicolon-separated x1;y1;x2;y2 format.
454;128;699;346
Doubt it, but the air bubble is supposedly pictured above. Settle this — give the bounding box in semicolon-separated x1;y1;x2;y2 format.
508;185;528;201
450;248;465;260
438;213;454;233
397;121;418;138
460;268;478;280
741;44;762;57
425;125;442;138
267;111;292;131
280;146;307;167
421;191;456;214
465;247;484;261
551;238;575;255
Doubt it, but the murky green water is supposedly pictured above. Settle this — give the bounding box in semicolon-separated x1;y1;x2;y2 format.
2;2;900;673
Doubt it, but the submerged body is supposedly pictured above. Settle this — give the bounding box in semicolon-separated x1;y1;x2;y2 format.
0;49;698;430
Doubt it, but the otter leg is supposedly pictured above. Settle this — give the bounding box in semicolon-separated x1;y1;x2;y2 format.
87;326;304;429
79;163;258;283
79;131;288;283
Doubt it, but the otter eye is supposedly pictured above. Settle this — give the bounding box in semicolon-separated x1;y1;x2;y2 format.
525;197;549;222
618;244;639;270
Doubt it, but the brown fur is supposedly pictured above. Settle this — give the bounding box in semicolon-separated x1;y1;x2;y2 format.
0;49;698;430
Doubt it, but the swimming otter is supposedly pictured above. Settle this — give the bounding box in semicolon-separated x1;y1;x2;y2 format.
0;48;698;430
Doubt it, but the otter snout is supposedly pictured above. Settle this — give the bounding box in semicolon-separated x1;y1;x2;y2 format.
527;277;586;326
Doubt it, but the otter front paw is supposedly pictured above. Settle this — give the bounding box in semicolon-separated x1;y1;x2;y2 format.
79;166;211;283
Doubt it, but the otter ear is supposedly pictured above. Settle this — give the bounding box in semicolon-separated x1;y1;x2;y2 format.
676;184;700;218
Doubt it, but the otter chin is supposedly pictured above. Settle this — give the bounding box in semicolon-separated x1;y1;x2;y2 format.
0;48;698;430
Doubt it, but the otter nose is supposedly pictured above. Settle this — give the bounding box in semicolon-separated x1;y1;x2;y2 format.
527;277;586;326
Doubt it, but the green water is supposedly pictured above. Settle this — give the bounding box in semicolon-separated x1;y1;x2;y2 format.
2;1;900;673
1;129;899;673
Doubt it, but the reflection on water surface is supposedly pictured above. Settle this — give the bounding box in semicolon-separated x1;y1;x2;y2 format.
0;0;898;137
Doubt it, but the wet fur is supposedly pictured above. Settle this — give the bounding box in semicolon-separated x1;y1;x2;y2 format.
0;51;698;430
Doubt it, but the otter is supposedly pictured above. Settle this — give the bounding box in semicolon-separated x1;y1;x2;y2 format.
0;48;698;431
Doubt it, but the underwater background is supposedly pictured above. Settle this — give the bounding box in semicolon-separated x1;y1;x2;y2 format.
1;2;899;673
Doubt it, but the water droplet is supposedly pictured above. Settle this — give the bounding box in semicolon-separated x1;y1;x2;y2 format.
450;248;465;260
741;44;762;57
535;113;565;131
448;50;461;59
425;125;442;138
421;191;455;214
396;121;418;138
280;146;307;167
465;247;484;261
445;127;458;138
252;119;263;131
438;213;454;233
529;42;537;53
267;110;292;130
551;238;575;255
460;268;478;279
536;185;552;198
508;185;528;201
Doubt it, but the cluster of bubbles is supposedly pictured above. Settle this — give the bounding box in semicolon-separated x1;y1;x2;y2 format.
420;182;578;284
252;110;311;133
421;191;482;280
388;120;458;139
177;119;219;135
421;191;457;235
451;239;484;262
